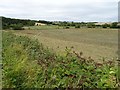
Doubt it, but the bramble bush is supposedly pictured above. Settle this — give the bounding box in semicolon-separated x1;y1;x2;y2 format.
2;31;119;89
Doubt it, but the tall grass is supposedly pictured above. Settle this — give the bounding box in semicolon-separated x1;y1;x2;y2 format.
2;31;119;88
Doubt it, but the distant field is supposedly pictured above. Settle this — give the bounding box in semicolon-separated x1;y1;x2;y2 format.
24;25;76;30
24;25;63;30
13;28;118;61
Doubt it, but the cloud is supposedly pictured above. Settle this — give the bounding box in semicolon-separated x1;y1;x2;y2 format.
0;0;119;22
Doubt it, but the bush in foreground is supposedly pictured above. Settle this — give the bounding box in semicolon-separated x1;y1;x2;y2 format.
2;32;119;88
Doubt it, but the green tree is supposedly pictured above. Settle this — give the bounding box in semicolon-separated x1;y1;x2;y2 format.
102;24;110;28
110;22;118;28
75;25;80;28
87;23;95;28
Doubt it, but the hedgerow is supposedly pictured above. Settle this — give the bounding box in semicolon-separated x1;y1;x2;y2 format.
2;31;119;88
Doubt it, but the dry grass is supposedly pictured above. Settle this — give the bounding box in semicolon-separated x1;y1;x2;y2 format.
12;28;118;61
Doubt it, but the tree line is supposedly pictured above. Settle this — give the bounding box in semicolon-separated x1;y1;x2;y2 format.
2;17;35;30
2;16;120;30
2;17;52;30
52;21;120;29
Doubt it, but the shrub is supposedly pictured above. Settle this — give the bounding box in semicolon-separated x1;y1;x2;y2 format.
102;24;110;28
110;22;118;28
63;26;70;29
87;23;95;28
75;25;80;28
11;24;24;30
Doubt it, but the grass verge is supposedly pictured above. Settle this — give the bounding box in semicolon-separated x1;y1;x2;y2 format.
2;31;119;88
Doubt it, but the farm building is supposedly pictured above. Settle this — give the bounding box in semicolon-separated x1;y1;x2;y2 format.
35;22;46;26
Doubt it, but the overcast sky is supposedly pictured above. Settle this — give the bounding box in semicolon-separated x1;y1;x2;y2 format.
0;0;119;22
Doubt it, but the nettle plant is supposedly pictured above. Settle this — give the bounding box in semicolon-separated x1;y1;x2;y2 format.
2;32;119;88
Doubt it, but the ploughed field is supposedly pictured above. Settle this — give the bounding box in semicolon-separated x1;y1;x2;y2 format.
13;28;118;61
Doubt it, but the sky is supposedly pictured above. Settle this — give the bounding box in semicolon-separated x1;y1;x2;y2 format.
0;0;119;22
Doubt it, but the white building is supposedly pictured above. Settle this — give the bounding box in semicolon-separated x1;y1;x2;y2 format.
35;22;46;26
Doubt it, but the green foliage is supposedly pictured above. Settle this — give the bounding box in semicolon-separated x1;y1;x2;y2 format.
63;26;70;29
2;17;35;29
102;24;110;28
2;16;120;30
38;20;52;25
2;32;119;88
75;25;80;28
11;24;24;30
110;22;118;28
87;23;95;28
